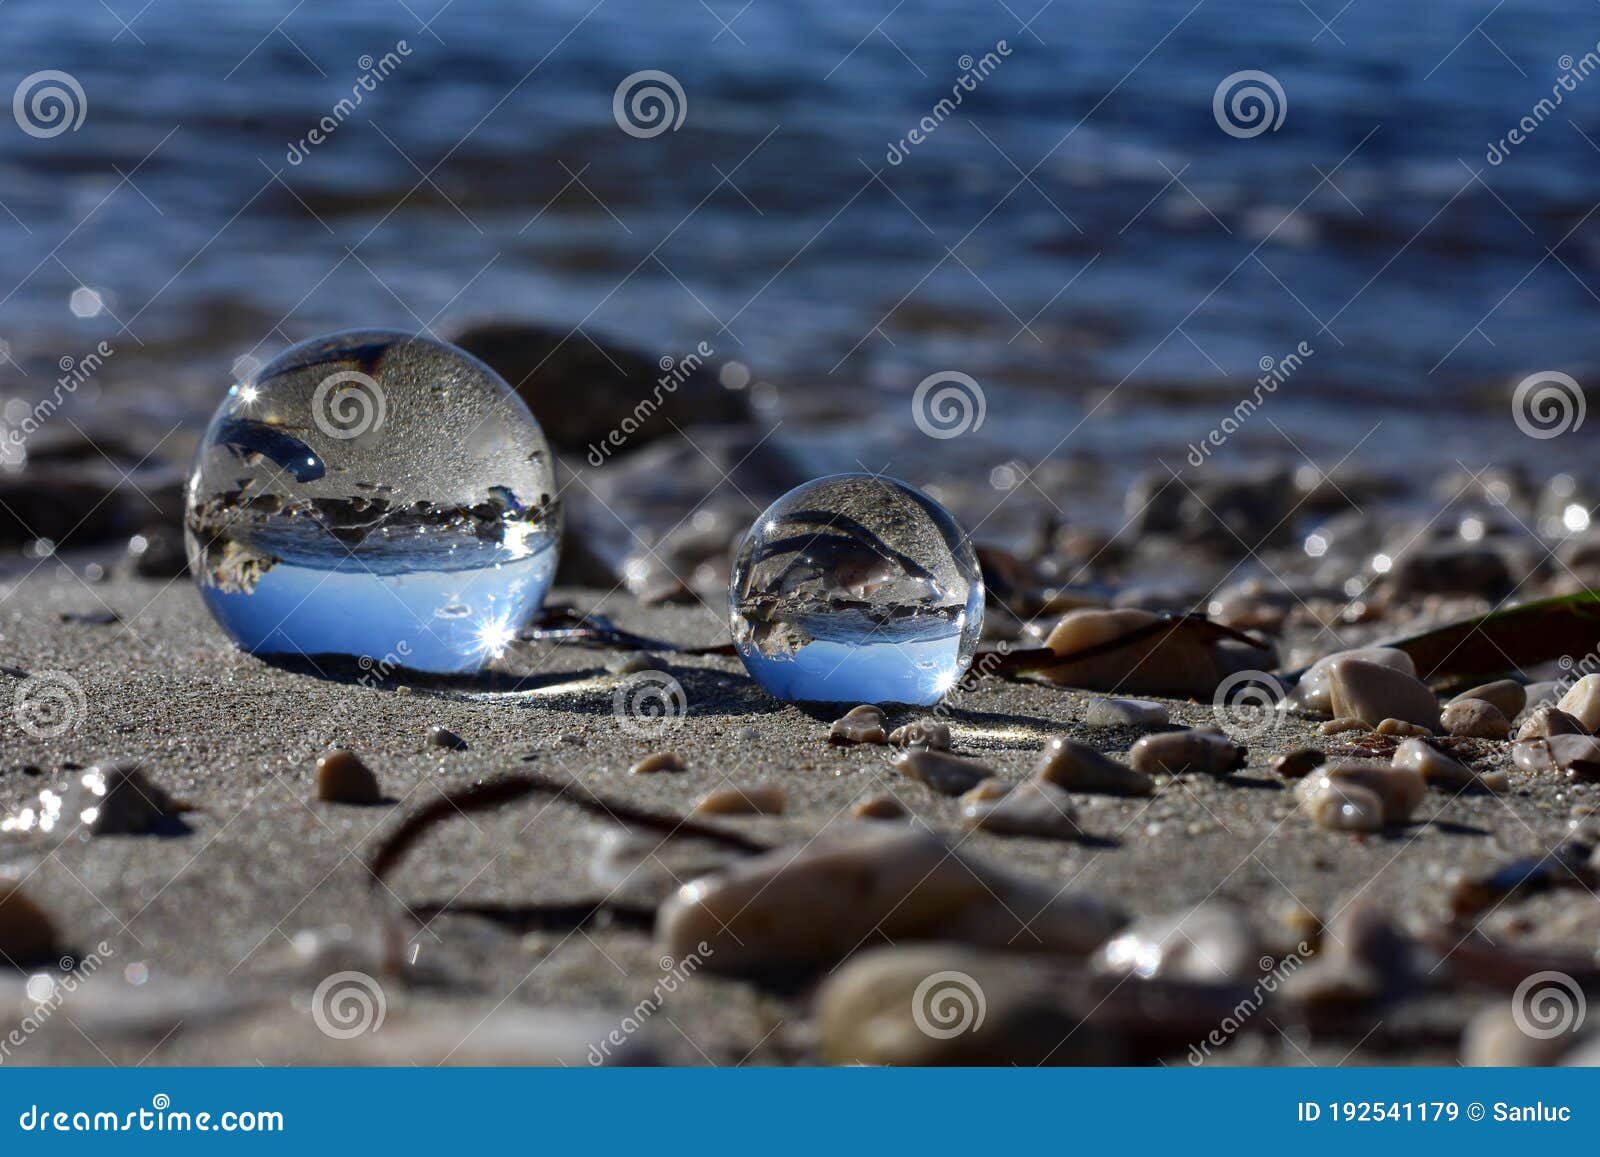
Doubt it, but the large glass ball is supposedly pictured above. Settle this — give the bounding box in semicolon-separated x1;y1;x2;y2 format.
185;329;560;674
729;474;984;705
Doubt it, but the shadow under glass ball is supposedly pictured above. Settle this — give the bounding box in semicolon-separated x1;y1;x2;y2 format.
729;473;985;706
184;329;560;674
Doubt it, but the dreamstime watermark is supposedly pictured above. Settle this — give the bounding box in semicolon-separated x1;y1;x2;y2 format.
885;41;1012;164
587;943;712;1064
1187;340;1312;465
312;370;386;439
310;970;386;1039
1511;970;1586;1039
13;671;87;739
613;70;686;139
612;670;688;738
911;969;987;1039
1487;45;1600;165
285;42;411;164
0;942;113;1065
1;340;114;464
1187;941;1311;1064
1213;70;1286;139
912;370;986;439
586;341;713;466
1212;669;1286;740
13;71;86;139
1511;370;1584;440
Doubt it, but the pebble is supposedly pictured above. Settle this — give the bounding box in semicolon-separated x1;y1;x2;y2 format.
829;704;888;746
628;751;685;775
314;750;382;804
655;827;1126;974
851;793;909;821
0;883;56;962
1272;748;1326;778
1082;697;1169;728
1093;902;1260;983
1319;717;1370;735
1127;728;1245;776
1281;902;1413;1013
1516;705;1589;741
427;725;467;751
1039;608;1226;697
1516;734;1600;780
69;762;184;836
606;652;669;675
1449;679;1526;720
1327;658;1441;730
691;785;786;816
961;779;1081;840
960;778;1013;805
894;749;995;796
1033;736;1152;796
1298;761;1426;830
1375;718;1432;738
1301;778;1386;832
1558;674;1600;732
1439;698;1511;740
1520;680;1567;716
1391;738;1503;793
1290;646;1416;716
886;720;952;750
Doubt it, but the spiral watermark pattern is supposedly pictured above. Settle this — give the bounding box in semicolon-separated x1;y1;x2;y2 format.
612;670;688;737
13;71;87;139
1211;669;1285;740
13;671;87;739
1213;70;1286;139
911;970;986;1039
1511;970;1586;1040
912;371;986;439
613;70;686;139
310;970;387;1039
312;370;387;440
1511;370;1585;440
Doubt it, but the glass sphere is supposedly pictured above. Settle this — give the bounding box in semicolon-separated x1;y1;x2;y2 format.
729;473;984;705
185;329;560;674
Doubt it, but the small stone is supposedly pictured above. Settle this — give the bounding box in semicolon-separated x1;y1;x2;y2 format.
1559;674;1600;731
1290;647;1416;716
1520;680;1566;715
67;762;183;836
1550;734;1600;780
851;793;909;820
0;883;57;963
692;785;786;816
1093;902;1260;983
1376;718;1432;738
1298;760;1426;827
427;725;467;750
829;704;888;746
1391;738;1500;793
886;720;952;750
1450;679;1526;720
629;751;685;775
961;779;1080;840
894;749;995;796
1082;697;1169;728
1272;748;1325;778
1033;736;1152;796
959;777;1013;805
1281;902;1413;1013
314;750;381;804
1319;717;1370;735
1127;728;1244;776
1327;658;1440;730
1039;608;1227;697
1302;779;1386;832
1516;705;1589;741
606;652;669;675
1440;698;1510;740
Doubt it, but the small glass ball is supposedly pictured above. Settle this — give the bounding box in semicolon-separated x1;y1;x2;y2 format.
185;329;560;673
729;474;984;705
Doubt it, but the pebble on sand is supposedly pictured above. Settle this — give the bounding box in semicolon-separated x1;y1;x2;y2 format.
894;749;995;796
851;793;909;820
72;762;184;836
691;785;787;816
1290;646;1416;717
1082;697;1169;728
829;704;888;746
886;720;952;750
961;779;1080;840
1449;679;1526;721
1127;728;1245;776
1093;902;1260;983
1327;658;1441;731
0;883;56;962
1272;748;1326;779
1391;738;1504;793
629;751;686;774
1033;736;1153;796
1298;761;1426;830
1439;698;1511;740
655;827;1126;974
314;750;381;804
1515;705;1589;741
427;725;468;750
1038;608;1228;697
1375;718;1432;738
1557;674;1600;732
1514;734;1600;780
1319;717;1370;735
